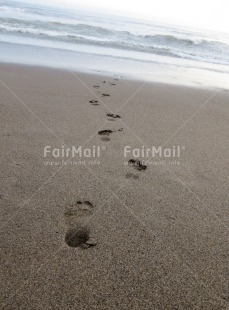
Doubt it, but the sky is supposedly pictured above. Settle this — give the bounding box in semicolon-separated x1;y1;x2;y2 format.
25;0;229;33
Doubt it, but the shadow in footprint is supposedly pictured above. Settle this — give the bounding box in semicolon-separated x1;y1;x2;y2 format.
65;227;89;248
89;100;99;106
107;113;121;120
125;172;139;180
102;94;110;97
128;159;147;171
65;227;96;249
82;201;93;207
98;130;113;141
101;137;111;142
98;128;123;141
64;201;97;249
98;129;113;135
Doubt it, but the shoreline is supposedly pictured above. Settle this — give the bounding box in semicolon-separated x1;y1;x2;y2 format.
0;39;229;90
1;63;229;309
0;61;228;94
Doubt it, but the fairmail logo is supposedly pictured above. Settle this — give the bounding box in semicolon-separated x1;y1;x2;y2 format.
44;146;106;158
124;145;185;158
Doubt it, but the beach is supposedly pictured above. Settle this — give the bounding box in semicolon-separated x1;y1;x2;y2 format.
0;63;229;309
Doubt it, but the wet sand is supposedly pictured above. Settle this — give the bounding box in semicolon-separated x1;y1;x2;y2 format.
0;63;228;309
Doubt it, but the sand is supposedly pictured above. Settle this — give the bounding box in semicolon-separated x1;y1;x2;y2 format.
0;63;228;310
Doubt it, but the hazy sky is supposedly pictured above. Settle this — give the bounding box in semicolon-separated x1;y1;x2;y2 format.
28;0;229;33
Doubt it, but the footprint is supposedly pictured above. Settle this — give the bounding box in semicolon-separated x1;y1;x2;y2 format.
89;100;99;106
107;113;121;120
102;81;106;83
125;172;139;180
101;137;110;141
93;85;100;88
64;201;97;249
110;83;116;86
128;159;147;171
98;128;123;141
102;93;110;97
98;129;113;142
98;129;113;136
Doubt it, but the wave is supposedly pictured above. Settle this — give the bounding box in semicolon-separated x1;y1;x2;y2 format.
0;5;26;13
1;24;226;64
0;3;229;66
1;19;227;48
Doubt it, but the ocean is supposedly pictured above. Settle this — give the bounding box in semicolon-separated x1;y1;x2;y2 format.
0;0;229;88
